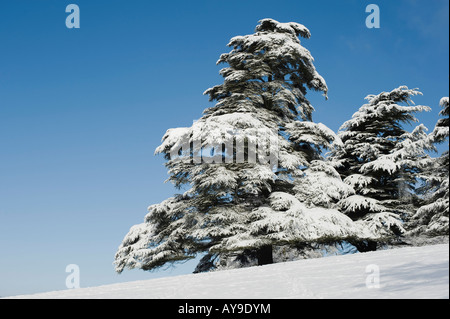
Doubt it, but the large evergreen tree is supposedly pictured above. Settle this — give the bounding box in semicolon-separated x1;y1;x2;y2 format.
330;86;432;251
114;19;367;274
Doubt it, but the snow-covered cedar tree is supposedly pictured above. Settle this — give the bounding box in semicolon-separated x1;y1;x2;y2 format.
407;97;449;238
330;86;433;251
114;19;368;274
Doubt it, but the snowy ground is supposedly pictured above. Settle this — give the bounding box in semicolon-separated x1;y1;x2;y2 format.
4;244;449;299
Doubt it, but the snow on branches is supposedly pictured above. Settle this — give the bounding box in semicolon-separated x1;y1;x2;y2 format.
330;86;433;240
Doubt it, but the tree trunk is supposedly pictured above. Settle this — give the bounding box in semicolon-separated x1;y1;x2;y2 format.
352;240;377;252
256;245;273;266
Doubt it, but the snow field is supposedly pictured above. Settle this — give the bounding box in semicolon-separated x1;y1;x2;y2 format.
5;244;448;299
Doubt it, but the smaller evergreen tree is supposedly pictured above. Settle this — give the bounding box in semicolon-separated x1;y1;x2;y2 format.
408;97;449;238
330;86;432;251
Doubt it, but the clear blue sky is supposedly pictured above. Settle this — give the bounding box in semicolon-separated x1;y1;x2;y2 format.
0;0;448;297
